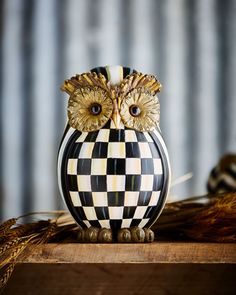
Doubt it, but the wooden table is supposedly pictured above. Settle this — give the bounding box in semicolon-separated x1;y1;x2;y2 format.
3;242;236;295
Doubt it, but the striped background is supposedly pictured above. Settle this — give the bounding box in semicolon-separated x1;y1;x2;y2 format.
0;0;236;219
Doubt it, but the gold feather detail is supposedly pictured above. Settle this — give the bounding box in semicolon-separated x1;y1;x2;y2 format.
118;73;161;131
67;86;113;132
120;88;160;131
61;72;115;99
119;72;162;98
61;71;162;132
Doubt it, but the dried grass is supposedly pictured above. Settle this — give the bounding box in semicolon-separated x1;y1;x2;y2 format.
153;192;236;242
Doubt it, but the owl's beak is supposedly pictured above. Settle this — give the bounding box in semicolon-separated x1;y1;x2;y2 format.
112;99;121;129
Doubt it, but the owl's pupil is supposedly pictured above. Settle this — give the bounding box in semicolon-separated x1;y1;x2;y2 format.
130;105;141;117
90;103;102;115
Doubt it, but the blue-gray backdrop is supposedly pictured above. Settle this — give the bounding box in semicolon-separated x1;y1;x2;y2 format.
0;0;236;219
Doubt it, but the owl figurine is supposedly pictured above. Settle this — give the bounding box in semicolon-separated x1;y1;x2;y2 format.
57;66;171;243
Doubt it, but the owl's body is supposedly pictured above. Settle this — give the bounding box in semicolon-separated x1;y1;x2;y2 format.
58;66;170;240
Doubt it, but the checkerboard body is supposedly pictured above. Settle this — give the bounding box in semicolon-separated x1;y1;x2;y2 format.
58;120;170;230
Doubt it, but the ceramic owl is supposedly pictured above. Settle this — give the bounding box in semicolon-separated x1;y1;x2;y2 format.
57;66;171;243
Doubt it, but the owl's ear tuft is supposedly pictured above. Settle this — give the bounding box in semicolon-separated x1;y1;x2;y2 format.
60;80;76;95
119;72;162;98
61;72;114;98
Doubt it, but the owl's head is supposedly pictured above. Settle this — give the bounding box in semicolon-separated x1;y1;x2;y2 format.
61;66;162;132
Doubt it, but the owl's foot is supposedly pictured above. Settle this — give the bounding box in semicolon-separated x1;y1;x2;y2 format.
77;227;113;243
117;227;154;243
77;226;154;243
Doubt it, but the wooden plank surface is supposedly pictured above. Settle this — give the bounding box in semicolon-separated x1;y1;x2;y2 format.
17;242;236;264
3;264;236;295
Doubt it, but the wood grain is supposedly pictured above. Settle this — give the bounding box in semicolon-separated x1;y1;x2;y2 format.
16;242;236;264
3;264;236;295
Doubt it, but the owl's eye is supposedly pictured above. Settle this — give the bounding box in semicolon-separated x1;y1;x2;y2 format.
120;88;160;131
90;103;102;115
67;86;113;132
129;105;141;117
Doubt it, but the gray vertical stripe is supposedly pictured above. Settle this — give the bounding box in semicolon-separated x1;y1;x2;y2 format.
192;0;219;193
65;0;90;76
2;0;24;218
224;0;236;152
162;0;189;197
22;0;34;213
0;0;4;218
32;0;57;212
120;0;132;67
129;0;156;73
96;0;122;66
0;0;236;218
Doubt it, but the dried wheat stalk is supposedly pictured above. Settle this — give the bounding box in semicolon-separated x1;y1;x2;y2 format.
37;222;58;244
0;236;35;268
0;263;15;289
0;238;23;256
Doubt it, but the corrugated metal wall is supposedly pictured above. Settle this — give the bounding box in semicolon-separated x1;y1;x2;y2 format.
1;0;236;219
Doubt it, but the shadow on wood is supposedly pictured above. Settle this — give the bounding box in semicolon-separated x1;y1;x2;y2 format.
2;263;236;295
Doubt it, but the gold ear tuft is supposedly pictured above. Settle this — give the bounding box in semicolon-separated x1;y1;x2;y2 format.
119;72;162;98
60;80;76;94
61;72;115;98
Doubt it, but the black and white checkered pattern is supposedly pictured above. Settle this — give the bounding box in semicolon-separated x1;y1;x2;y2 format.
59;120;169;230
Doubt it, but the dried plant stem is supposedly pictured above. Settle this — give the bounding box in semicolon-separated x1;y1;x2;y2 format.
153;192;236;242
0;235;37;268
0;263;15;289
38;222;57;244
170;172;193;187
11;221;50;237
152;208;204;231
0;238;23;256
18;210;66;219
0;218;17;236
